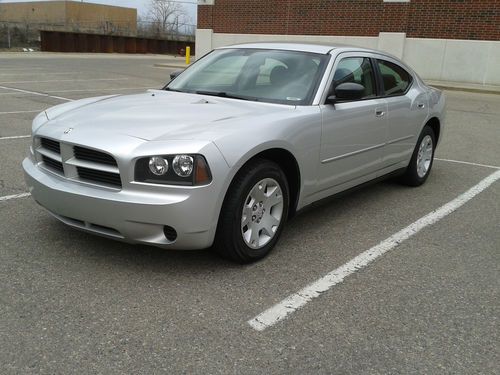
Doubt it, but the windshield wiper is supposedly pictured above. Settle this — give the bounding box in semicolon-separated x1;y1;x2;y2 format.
163;87;185;92
195;90;256;101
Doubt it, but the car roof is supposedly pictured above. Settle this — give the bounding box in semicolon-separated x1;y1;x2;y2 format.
216;42;376;55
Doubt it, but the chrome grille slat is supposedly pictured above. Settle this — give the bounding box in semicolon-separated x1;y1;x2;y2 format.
37;147;62;162
40;138;60;154
74;146;117;166
41;155;64;173
76;166;122;187
66;158;119;174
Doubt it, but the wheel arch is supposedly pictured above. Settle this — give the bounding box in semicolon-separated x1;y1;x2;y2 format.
221;147;302;220
254;148;301;217
426;116;441;144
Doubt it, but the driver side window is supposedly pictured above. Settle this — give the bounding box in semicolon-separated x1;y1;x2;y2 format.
332;57;376;99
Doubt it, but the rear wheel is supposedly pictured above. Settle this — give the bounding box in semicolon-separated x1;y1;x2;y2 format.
214;159;289;263
400;125;436;186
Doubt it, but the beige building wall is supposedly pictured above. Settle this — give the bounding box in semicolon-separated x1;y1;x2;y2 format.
0;1;67;24
0;1;137;34
65;2;136;34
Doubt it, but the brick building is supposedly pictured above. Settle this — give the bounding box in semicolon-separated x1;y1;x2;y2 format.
196;0;500;85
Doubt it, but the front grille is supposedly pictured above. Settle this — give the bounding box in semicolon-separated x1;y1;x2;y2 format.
36;138;122;189
42;155;64;173
40;138;60;154
74;146;117;166
76;166;122;188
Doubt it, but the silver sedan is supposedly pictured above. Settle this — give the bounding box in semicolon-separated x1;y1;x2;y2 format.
23;43;445;262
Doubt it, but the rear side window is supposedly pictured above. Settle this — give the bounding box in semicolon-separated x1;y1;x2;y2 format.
376;59;412;96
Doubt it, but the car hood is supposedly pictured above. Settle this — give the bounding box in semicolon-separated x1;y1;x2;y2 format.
41;90;295;141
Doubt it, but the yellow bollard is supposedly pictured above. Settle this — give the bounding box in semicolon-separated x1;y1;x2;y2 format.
185;46;191;65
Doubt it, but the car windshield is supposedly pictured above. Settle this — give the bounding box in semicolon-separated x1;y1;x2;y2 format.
166;48;330;105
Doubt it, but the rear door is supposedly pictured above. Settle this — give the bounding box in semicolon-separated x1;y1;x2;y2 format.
374;57;429;168
318;53;387;191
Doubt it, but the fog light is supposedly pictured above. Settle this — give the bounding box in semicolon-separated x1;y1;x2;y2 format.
148;156;168;176
163;225;177;242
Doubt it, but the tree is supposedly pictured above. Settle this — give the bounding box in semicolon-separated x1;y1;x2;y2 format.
147;0;186;36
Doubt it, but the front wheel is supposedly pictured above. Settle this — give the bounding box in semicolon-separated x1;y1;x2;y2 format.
400;125;436;186
214;159;289;263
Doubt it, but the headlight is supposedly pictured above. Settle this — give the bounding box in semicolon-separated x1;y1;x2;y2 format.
148;156;169;176
172;155;193;177
135;154;212;186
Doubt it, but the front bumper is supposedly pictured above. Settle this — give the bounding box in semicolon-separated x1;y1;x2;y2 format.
23;157;224;250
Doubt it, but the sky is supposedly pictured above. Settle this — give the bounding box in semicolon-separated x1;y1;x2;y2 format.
0;0;198;21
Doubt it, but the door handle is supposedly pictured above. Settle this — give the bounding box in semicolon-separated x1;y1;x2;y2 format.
375;110;385;117
417;103;426;109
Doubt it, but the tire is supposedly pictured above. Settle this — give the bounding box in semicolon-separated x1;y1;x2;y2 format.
214;158;289;263
400;125;436;186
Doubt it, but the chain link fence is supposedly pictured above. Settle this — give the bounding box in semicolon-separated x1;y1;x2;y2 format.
0;23;41;50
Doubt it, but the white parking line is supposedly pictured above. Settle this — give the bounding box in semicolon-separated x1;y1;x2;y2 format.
0;192;31;202
0;68;42;71
0;110;43;115
47;86;155;93
0;135;30;140
248;170;500;331
0;78;127;84
0;85;72;102
0;86;155;96
0;72;79;76
0;109;44;115
435;158;500;170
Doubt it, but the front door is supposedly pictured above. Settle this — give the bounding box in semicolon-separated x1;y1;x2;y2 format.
318;55;387;191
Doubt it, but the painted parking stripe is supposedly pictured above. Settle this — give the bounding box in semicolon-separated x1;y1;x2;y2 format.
435;158;500;170
0;192;31;202
0;110;44;115
46;86;156;93
0;68;43;71
0;72;79;76
0;135;30;140
248;170;500;331
0;86;155;96
0;78;127;84
0;85;72;101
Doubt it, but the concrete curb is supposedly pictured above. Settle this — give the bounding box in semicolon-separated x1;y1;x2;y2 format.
154;63;191;69
426;81;500;95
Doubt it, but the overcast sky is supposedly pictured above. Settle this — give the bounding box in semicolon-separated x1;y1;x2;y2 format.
0;0;198;21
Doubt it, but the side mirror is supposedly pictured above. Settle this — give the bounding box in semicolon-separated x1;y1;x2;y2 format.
326;82;365;104
170;69;184;80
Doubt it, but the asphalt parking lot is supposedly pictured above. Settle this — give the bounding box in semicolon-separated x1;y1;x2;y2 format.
0;53;499;374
